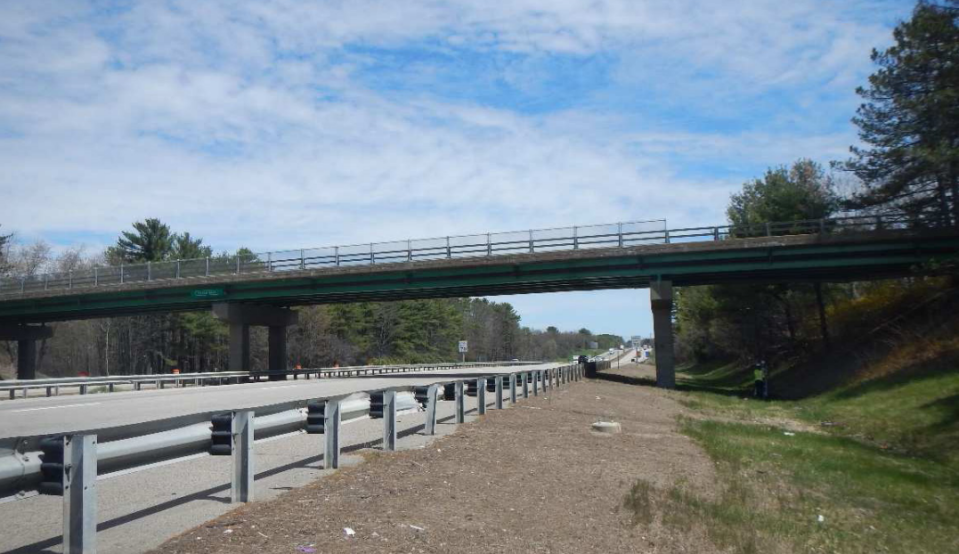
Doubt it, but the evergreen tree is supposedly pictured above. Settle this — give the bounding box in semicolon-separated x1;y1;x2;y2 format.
107;218;175;263
842;1;959;224
728;159;838;234
172;232;212;260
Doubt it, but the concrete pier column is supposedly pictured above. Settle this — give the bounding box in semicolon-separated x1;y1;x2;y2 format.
214;303;297;380
0;325;53;380
228;323;250;372
650;280;676;389
268;326;287;380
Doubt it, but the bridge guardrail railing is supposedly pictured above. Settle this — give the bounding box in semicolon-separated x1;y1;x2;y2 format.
0;213;943;297
0;361;586;552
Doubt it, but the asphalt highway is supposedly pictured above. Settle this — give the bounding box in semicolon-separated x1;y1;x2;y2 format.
0;363;562;439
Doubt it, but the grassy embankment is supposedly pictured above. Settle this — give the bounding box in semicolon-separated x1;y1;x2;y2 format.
624;284;959;553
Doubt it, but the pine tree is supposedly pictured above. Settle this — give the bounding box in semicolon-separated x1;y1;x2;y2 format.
107;218;175;263
842;1;959;225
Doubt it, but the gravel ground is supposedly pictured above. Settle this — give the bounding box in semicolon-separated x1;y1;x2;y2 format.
154;376;719;554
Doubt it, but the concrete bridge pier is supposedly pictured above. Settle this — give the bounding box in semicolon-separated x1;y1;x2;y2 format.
650;280;676;389
0;324;53;380
213;303;298;380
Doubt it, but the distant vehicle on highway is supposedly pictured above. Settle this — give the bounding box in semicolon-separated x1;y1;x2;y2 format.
577;355;589;364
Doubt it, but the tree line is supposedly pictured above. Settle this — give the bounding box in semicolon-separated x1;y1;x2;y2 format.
676;1;959;365
0;220;624;377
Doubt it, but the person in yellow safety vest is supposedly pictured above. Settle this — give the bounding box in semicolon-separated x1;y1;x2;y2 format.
753;360;769;399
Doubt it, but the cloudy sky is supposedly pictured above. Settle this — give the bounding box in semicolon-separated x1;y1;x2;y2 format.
0;0;911;338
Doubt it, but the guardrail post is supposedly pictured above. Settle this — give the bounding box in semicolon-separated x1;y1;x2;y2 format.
325;400;341;469
528;230;534;253
94;266;98;287
509;374;517;403
495;376;503;409
522;372;529;398
455;381;465;423
664;230;670;244
477;378;487;414
300;249;306;270
532;371;539;396
119;264;124;284
370;243;375;264
713;227;720;241
573;226;578;249
231;410;254;503
407;239;412;261
147;261;151;281
618;222;624;247
235;255;240;274
765;222;772;236
206;257;210;276
486;233;492;256
383;390;397;451
334;246;340;266
63;434;97;554
425;384;439;434
446;236;452;258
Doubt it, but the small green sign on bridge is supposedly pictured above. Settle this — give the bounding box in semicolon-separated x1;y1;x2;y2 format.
191;288;226;299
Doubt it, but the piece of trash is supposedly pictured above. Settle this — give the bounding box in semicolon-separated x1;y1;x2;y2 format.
817;514;825;523
344;527;356;538
820;421;844;427
296;547;316;553
783;432;795;436
409;524;425;532
223;529;233;534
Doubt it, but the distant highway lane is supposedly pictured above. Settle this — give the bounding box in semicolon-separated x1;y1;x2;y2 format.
0;363;561;439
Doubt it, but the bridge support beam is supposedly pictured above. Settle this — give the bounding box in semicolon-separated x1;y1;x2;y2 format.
650;280;676;389
0;325;53;380
213;303;298;380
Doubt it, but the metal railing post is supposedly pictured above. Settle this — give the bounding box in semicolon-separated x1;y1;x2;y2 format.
94;266;98;287
528;230;534;253
495;376;503;409
267;252;272;272
407;239;412;262
713;227;720;241
370;243;375;265
532;371;539;396
446;236;451;258
487;233;492;256
664;230;670;244
206;257;210;276
522;372;529;398
62;434;97;554
176;260;181;279
455;381;465;423
335;246;340;266
383;390;397;451
324;399;341;469
573;226;579;249
477;378;487;415
235;255;240;274
509;374;517;403
300;249;305;270
618;222;624;248
425;384;439;434
120;264;124;284
231;410;254;503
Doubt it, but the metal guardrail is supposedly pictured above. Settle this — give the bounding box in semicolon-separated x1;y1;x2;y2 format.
0;362;585;553
1;213;931;298
0;361;543;400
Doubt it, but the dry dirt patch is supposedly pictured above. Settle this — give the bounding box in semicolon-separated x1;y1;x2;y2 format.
154;379;718;554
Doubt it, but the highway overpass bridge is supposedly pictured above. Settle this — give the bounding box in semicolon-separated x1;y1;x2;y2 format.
2;216;958;387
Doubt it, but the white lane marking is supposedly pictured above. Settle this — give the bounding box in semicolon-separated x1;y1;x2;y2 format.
11;402;103;413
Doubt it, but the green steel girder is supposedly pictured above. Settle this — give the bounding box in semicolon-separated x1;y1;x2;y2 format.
1;231;957;324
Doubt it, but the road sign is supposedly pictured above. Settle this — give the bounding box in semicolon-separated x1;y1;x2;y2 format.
458;340;468;353
191;288;226;299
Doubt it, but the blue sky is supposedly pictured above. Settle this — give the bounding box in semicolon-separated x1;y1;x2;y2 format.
0;0;914;339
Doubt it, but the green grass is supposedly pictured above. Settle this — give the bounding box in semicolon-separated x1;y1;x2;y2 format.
653;343;959;552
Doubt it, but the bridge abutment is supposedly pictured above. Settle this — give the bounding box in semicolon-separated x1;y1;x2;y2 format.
0;324;53;380
213;303;298;380
650;280;675;389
